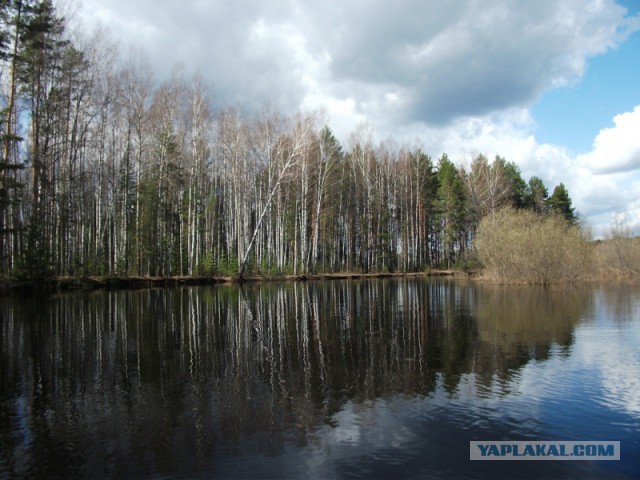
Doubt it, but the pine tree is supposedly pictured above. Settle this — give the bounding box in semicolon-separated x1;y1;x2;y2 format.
0;0;32;274
503;161;528;209
436;154;466;268
410;148;437;268
548;183;577;224
527;176;549;213
17;0;67;278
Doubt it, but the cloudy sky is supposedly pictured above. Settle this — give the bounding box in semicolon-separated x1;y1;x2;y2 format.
70;0;640;235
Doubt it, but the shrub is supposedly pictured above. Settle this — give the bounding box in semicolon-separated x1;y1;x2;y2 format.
198;252;215;276
474;207;592;284
594;223;640;277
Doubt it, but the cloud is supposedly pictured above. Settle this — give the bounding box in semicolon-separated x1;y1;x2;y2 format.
577;106;640;174
319;0;634;126
74;0;637;127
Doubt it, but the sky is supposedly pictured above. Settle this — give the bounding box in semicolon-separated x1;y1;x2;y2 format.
67;0;640;236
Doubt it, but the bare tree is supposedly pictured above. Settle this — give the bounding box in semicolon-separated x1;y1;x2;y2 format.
464;154;510;226
239;112;314;278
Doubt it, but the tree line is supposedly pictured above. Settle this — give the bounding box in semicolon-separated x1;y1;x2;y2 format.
0;1;577;279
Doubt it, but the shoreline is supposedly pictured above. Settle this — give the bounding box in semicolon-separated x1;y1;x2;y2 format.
0;270;469;295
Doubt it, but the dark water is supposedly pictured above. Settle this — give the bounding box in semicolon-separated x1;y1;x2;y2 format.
1;279;639;479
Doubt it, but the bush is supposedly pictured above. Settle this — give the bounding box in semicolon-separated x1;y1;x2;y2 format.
11;220;55;281
595;227;640;277
474;207;592;284
198;252;215;276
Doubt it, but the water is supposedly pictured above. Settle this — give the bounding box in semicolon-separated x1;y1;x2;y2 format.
0;279;639;479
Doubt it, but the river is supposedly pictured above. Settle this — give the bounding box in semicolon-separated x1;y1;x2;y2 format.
1;279;639;479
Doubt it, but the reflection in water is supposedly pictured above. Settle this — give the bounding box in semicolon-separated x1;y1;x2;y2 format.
574;285;640;419
0;280;638;479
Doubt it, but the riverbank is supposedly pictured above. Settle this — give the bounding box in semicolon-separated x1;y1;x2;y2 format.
0;270;470;295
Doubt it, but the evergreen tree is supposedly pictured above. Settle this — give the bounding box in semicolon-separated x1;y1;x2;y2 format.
527;176;548;213
408;148;437;268
436;154;466;268
17;0;67;278
503;161;528;209
548;183;577;224
0;0;33;274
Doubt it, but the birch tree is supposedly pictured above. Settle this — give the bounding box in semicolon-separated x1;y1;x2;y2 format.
239;112;314;278
464;154;510;225
306;126;341;272
120;52;153;274
184;73;212;275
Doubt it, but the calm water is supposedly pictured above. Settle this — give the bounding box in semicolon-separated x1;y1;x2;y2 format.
1;279;639;479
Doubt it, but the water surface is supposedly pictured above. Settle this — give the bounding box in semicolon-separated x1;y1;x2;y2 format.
1;279;639;479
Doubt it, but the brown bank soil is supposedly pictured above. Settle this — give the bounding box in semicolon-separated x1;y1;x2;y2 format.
0;270;471;295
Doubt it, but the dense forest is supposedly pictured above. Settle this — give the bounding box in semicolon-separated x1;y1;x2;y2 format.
0;1;578;279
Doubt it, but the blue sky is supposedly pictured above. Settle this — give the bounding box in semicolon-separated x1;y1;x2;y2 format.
72;0;640;235
532;11;640;154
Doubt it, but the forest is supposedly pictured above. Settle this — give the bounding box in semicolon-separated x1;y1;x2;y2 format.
0;0;579;280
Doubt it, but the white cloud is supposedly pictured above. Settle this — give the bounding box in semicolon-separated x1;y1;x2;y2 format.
577;106;640;174
72;0;637;126
542;106;640;234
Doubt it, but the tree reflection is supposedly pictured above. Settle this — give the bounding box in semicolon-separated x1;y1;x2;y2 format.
0;279;591;477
